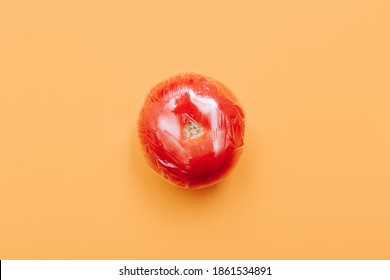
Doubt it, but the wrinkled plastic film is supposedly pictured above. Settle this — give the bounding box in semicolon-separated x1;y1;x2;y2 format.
138;73;245;188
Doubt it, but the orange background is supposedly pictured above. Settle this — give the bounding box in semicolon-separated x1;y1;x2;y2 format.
1;0;389;259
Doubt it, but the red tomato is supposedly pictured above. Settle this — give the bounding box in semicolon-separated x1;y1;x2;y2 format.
138;73;245;188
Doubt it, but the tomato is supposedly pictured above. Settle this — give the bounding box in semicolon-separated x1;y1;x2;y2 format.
138;73;245;188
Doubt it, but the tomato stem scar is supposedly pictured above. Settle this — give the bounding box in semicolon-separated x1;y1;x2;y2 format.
183;121;204;140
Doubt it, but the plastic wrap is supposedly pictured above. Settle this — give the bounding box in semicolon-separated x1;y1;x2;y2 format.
138;73;245;189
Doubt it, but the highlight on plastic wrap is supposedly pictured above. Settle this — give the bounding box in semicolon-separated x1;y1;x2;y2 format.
138;73;245;189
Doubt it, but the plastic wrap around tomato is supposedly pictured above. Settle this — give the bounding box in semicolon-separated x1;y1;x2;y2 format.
138;73;245;188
